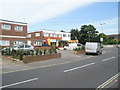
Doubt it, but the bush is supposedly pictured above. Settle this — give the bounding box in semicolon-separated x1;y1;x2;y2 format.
39;50;42;55
1;50;5;55
73;46;84;51
11;49;16;58
19;50;24;60
48;49;52;54
30;50;34;56
36;49;39;55
43;49;47;55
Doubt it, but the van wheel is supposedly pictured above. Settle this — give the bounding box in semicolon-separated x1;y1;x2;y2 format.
86;53;88;55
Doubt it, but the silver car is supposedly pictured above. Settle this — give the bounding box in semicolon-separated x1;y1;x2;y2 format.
2;44;34;52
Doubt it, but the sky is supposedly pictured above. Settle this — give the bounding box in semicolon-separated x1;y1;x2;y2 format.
0;0;119;35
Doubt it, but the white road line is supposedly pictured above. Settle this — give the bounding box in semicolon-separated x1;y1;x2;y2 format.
64;63;95;73
0;78;38;88
102;57;116;62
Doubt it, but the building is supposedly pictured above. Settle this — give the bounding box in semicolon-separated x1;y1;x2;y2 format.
28;30;71;47
27;31;43;46
0;19;27;48
0;19;71;48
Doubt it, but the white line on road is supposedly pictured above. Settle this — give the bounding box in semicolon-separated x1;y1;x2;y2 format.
102;57;116;62
64;63;95;73
0;78;38;88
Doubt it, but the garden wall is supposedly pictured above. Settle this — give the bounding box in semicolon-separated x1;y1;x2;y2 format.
23;53;61;63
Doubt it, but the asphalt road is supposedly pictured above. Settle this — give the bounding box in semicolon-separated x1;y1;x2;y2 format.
1;47;119;88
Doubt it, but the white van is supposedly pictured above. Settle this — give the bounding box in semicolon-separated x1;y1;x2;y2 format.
85;42;103;55
64;43;83;50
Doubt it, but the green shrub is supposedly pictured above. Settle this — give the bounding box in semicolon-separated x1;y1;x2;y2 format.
11;49;16;58
19;50;24;60
30;50;34;55
43;49;47;55
1;50;5;55
39;50;42;55
73;46;84;51
36;49;39;55
52;48;57;53
48;49;52;54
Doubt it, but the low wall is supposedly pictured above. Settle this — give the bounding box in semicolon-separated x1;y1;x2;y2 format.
23;53;61;63
73;50;85;54
34;46;52;50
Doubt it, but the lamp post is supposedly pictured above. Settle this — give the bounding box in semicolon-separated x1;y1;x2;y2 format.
99;23;105;43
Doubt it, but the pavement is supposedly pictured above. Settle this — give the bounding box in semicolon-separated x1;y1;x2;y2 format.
0;47;119;88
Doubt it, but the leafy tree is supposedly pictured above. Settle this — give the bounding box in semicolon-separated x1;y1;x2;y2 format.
79;25;99;44
61;30;65;32
70;28;80;40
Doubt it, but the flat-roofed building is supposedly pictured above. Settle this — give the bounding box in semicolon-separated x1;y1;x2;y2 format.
0;19;27;48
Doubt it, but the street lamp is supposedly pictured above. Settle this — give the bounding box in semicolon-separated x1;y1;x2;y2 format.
99;23;105;42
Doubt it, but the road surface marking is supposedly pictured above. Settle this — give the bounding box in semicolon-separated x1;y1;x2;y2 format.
1;56;92;74
0;78;38;88
102;57;116;62
64;63;95;73
96;72;120;90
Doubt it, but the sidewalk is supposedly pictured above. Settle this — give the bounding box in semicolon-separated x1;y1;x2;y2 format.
1;50;92;74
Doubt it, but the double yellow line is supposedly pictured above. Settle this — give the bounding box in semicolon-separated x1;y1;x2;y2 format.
96;72;119;90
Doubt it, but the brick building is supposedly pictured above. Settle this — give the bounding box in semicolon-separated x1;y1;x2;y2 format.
0;19;27;48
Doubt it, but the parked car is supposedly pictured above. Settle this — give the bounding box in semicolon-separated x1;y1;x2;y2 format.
85;42;103;55
2;44;34;52
64;43;84;50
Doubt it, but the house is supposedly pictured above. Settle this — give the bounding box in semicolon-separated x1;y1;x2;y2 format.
0;19;27;48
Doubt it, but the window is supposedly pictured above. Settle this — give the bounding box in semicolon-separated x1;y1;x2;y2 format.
68;35;71;37
58;34;61;37
14;26;23;31
63;34;66;37
14;40;23;45
54;34;57;37
2;24;11;30
25;45;31;48
27;34;31;38
44;33;49;37
0;40;10;46
35;33;40;37
20;45;24;48
50;34;53;37
34;41;42;46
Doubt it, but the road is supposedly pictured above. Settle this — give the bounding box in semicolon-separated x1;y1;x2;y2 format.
1;47;119;88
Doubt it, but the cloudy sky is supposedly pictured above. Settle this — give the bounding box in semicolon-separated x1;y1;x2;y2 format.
0;0;119;35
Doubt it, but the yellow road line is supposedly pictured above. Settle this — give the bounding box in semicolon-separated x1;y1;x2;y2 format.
96;72;119;90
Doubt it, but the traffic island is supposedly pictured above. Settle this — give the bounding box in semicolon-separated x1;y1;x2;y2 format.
23;53;61;63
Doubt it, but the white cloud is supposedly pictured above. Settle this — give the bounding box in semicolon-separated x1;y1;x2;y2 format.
0;0;100;24
81;17;118;34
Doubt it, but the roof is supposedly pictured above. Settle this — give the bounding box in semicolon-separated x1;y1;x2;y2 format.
0;19;27;25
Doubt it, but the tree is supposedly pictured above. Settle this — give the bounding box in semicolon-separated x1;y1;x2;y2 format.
79;25;99;44
70;28;80;40
61;30;65;32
